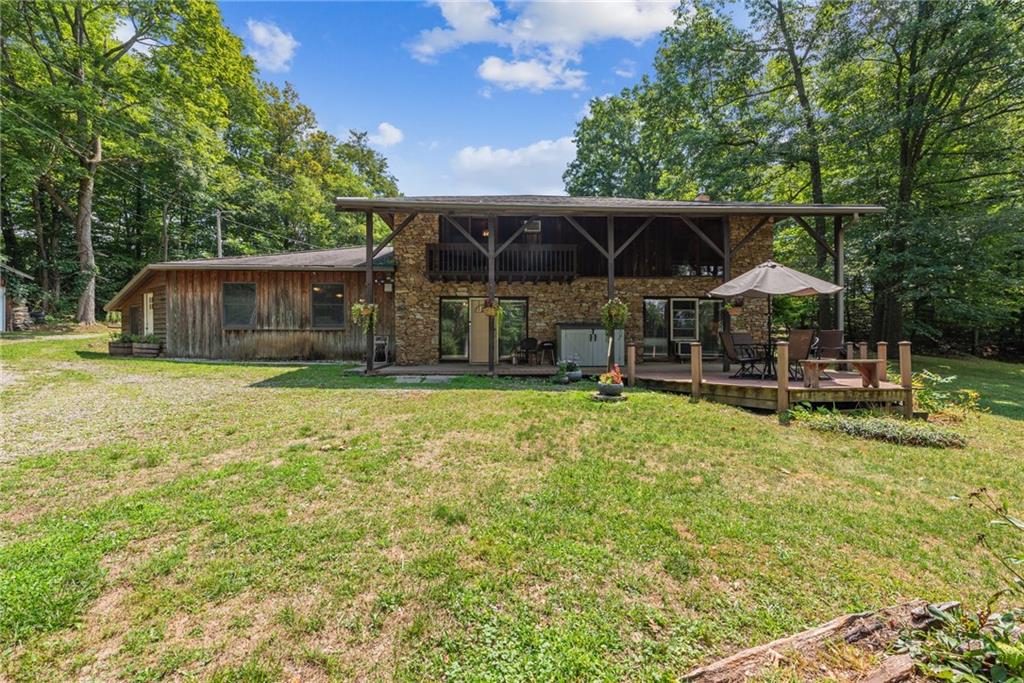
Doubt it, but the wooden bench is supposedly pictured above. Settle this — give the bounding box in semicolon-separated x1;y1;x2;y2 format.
801;358;883;388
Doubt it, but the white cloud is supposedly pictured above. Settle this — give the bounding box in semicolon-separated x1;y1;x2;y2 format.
409;0;675;92
450;137;576;194
245;19;299;73
368;122;404;147
478;56;585;92
614;59;637;78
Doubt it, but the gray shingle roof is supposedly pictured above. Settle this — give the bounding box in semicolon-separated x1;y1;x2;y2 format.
335;194;885;217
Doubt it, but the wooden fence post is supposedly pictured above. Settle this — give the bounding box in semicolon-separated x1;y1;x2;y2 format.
858;341;868;361
876;341;888;384
845;341;854;371
776;341;789;417
899;341;913;419
626;343;636;388
690;342;702;402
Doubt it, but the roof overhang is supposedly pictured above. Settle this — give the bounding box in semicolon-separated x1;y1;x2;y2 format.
335;196;886;218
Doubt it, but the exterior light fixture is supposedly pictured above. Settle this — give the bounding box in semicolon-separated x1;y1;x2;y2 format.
481;226;491;238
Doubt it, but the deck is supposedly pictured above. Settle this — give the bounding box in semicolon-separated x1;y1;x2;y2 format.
371;361;907;411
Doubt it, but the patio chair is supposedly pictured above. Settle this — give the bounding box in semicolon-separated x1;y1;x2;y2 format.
815;329;844;359
514;337;539;365
720;331;767;378
373;335;390;363
786;329;815;380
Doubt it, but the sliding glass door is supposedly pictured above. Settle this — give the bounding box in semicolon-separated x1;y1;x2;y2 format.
440;297;527;362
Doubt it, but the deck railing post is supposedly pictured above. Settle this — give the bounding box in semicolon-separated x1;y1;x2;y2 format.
876;341;888;384
845;341;854;371
690;342;702;402
776;341;789;417
899;341;913;419
626;343;636;387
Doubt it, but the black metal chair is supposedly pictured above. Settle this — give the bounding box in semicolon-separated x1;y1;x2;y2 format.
514;337;539;365
720;331;768;378
815;329;844;359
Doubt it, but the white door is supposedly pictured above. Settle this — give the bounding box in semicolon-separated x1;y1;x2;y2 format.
468;298;498;364
143;292;154;336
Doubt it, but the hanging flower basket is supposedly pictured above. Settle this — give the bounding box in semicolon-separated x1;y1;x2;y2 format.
351;299;378;334
481;297;501;317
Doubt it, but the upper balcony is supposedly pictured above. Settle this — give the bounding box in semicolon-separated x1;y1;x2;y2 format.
426;243;577;283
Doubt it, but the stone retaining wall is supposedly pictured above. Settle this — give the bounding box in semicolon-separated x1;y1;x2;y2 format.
391;213;773;365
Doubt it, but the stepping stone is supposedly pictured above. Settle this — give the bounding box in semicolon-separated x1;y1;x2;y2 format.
423;375;454;384
393;376;424;384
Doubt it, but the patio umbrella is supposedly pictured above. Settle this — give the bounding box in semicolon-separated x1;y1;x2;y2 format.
708;260;842;341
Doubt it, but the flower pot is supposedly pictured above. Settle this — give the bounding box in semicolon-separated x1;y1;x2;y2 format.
132;342;162;358
482;306;498;317
597;382;624;397
552;374;570;385
108;341;133;357
567;369;583;382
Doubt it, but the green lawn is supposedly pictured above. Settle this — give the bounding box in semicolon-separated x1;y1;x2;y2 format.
1;335;1021;681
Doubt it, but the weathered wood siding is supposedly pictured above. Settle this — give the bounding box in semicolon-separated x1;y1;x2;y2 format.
163;269;393;360
118;272;167;341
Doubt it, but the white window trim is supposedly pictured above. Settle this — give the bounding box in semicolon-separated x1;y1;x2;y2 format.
143;292;154;336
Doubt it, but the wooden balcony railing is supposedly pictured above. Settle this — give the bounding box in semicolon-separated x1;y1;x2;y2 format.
426;243;577;282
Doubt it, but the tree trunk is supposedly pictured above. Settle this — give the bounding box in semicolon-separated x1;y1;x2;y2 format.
0;186;22;272
31;186;50;295
75;158;98;324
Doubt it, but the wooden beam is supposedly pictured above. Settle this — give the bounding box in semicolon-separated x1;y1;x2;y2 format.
833;215;844;332
722;216;732;372
613;216;655;258
791;215;836;259
606;215;616;299
732;216;772;255
365;211;374;374
495;217;531;256
441;214;488;256
487;214;497;376
564;216;609;258
371;212;418;257
680;216;724;258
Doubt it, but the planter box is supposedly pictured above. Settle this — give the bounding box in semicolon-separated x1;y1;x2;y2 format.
132;342;162;358
108;342;133;356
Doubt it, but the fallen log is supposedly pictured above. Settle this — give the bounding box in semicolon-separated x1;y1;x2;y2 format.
683;600;957;682
860;654;915;683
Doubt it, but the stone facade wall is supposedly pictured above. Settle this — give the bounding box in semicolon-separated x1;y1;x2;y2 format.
391;213;773;364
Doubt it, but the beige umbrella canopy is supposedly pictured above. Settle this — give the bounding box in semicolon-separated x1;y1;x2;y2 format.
709;260;842;339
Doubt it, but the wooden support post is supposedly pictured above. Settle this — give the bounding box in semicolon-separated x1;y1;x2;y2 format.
876;341;888;384
833;215;844;332
722;217;731;372
690;341;702;402
606;215;616;370
845;341;854;371
364;211;374;374
858;341;868;361
487;214;497;376
776;341;789;416
899;341;913;419
626;343;636;387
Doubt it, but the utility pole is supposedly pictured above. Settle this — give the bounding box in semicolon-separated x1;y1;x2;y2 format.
215;208;223;257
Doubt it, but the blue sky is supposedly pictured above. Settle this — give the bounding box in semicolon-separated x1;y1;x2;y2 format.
217;1;681;196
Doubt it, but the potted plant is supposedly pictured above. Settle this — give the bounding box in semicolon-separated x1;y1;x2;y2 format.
551;368;570;384
600;297;629;370
108;332;134;356
597;364;625;397
560;358;582;382
351;299;378;334
132;334;162;358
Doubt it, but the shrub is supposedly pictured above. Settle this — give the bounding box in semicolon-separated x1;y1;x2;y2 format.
793;408;966;448
908;369;983;420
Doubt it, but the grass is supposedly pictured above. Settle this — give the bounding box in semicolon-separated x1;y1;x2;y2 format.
1;334;1022;681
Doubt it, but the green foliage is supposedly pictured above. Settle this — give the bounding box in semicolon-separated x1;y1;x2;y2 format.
350;300;378;334
897;605;1024;682
600;298;629;334
792;407;966;448
1;3;398;321
911;370;985;420
432;504;468;527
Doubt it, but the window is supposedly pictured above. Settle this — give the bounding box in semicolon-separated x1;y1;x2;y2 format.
439;298;470;359
223;282;256;327
311;283;345;328
497;299;527;359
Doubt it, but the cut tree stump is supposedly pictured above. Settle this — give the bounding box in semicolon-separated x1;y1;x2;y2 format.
682;600;957;682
